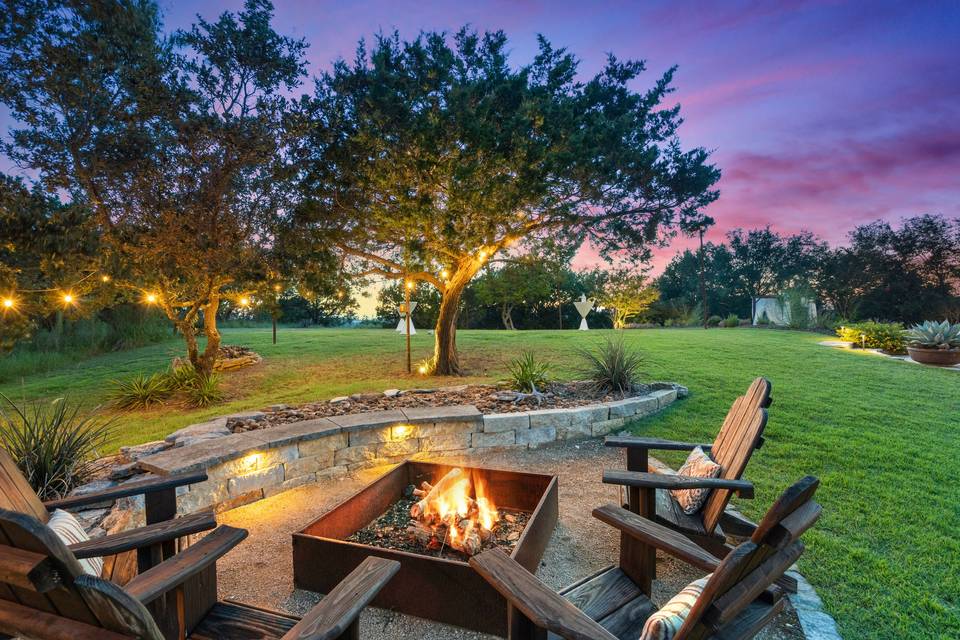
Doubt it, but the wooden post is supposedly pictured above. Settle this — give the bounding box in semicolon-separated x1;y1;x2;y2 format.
405;282;412;374
272;314;277;344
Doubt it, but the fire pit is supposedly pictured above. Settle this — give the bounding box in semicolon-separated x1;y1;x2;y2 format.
292;461;558;635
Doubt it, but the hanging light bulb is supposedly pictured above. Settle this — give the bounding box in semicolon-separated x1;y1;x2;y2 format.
239;297;250;307
405;280;414;290
145;293;158;304
100;274;111;283
62;293;75;305
2;297;14;310
441;269;450;279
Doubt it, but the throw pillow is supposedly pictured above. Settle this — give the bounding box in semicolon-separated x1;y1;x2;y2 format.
639;574;711;640
670;446;721;515
48;509;104;576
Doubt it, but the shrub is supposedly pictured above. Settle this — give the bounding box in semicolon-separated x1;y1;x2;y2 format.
722;314;740;328
183;372;224;408
507;351;551;392
756;311;770;326
576;337;644;395
707;315;723;327
0;394;115;500
109;372;173;409
836;321;906;354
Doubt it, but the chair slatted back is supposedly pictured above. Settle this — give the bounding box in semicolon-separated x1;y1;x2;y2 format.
678;476;821;640
0;448;50;523
700;378;772;532
0;508;163;640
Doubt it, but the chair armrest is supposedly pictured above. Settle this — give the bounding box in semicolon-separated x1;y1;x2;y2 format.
125;525;247;604
44;472;208;511
281;556;400;640
470;549;618;640
604;435;712;451
68;511;217;559
592;504;720;573
602;470;755;498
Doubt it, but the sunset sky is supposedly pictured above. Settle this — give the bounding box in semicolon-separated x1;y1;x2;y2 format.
2;1;957;300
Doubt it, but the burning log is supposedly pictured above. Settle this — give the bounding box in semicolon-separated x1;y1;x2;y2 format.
407;467;500;556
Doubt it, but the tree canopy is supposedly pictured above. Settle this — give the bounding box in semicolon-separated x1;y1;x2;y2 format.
294;28;719;373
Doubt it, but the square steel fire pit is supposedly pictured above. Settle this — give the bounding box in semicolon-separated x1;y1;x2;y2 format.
293;460;558;636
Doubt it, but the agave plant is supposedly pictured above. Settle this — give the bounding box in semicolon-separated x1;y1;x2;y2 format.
905;320;960;350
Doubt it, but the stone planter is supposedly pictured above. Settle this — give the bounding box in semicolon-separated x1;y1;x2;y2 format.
907;346;960;367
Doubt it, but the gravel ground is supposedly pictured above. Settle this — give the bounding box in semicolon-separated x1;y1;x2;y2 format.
216;438;805;639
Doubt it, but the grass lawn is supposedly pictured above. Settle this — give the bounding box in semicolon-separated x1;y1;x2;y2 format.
2;327;958;638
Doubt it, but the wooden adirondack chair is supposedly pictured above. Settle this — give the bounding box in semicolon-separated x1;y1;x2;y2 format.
0;447;213;585
0;507;400;640
603;377;773;562
470;476;821;640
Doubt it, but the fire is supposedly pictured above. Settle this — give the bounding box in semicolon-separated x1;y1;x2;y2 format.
407;468;500;555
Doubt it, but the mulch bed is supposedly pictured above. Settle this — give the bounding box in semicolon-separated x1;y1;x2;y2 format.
346;494;531;562
234;381;667;431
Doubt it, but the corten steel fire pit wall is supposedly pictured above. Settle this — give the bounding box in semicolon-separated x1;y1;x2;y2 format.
293;460;559;636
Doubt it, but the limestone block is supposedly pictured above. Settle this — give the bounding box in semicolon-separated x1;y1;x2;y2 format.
227;465;283;497
516;426;557;448
348;427;393;447
591;417;626;436
420;433;473;452
265;474;316;497
299;433;348;458
527;409;572;430
284;451;334;479
472;431;516;448
334;444;379;466
377;439;420;458
482;413;530;433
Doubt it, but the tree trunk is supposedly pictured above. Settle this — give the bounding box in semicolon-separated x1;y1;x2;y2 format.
501;303;515;330
196;294;221;375
432;279;466;375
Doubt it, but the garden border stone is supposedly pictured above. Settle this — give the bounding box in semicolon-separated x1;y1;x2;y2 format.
134;383;686;514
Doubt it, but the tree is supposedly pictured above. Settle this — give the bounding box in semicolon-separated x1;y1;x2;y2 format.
473;258;560;330
657;242;742;318
598;269;659;329
295;29;719;374
0;0;311;374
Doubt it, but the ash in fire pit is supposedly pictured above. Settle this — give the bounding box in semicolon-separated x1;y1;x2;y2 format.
347;467;530;560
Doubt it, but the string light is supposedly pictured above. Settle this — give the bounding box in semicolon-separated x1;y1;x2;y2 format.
145;293;158;304
417;364;428;374
273;284;282;292
2;298;14;310
478;249;488;260
405;280;414;290
62;293;75;305
239;297;250;307
100;274;111;283
440;269;449;279
336;290;345;298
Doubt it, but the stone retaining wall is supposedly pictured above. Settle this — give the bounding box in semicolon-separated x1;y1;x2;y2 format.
135;386;682;515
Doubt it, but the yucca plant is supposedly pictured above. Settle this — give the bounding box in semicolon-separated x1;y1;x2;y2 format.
507;351;551;393
183;372;224;408
905;320;960;350
108;372;173;409
0;394;116;500
576;336;645;396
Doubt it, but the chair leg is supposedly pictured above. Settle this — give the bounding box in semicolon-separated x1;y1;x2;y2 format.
508;604;548;640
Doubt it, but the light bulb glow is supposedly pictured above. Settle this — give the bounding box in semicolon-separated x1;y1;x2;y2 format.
239;297;250;307
101;274;111;283
441;270;449;279
2;298;13;309
417;365;428;374
405;280;414;290
145;293;157;304
62;293;74;305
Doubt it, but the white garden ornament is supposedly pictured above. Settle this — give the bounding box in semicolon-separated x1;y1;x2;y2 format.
573;294;595;331
396;301;418;335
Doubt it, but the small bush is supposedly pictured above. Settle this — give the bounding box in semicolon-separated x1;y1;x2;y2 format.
183;372;224;408
0;394;116;500
109;372;173;409
576;337;644;396
507;351;551;392
836;321;906;354
707;315;723;327
722;314;740;328
756;311;770;326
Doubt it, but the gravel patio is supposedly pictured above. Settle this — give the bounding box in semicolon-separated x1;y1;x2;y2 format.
214;437;805;639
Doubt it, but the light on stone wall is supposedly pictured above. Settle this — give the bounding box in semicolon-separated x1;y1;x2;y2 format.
240;452;263;474
392;424;414;440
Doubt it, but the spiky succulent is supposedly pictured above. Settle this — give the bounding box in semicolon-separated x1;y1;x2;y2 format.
905;320;960;350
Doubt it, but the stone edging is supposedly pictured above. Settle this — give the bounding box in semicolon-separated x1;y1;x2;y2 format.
130;385;685;515
786;569;843;639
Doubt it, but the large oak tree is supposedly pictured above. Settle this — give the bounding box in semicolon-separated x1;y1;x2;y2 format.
295;29;719;374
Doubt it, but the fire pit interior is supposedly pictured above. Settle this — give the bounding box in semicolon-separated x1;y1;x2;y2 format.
293;461;558;635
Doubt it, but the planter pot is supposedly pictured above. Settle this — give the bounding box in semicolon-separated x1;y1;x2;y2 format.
907;346;960;367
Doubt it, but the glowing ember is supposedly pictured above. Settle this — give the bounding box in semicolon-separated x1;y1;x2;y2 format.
407;468;500;555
